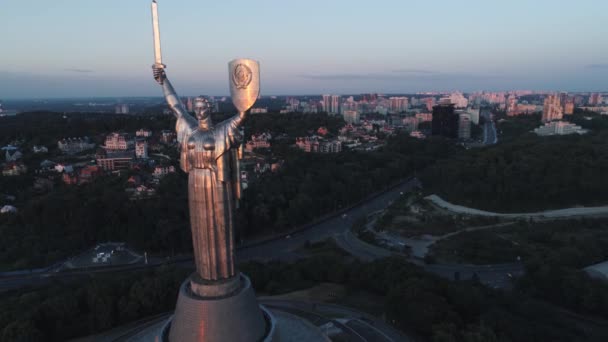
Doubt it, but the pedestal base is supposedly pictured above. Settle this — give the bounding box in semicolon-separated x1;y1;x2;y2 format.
166;274;275;342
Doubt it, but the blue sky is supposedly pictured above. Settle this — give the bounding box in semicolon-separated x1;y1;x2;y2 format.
1;0;607;98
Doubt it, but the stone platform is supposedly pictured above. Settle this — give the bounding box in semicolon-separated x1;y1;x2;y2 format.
166;274;272;342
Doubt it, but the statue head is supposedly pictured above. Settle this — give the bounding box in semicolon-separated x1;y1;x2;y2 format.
193;96;213;130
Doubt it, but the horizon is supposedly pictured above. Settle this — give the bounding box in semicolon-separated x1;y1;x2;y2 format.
1;0;607;98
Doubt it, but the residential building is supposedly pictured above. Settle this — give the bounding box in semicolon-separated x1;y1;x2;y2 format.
506;95;518;115
250;108;268;114
319;140;342;153
32;145;48;153
136;129;153;137
542;94;563;122
466;108;480;125
423;97;436;112
449;92;469;108
135;139;149;159
105;133;132;150
415;113;433;123
431;103;458;138
5;150;22;162
402;117;419;132
458;113;472;139
1;205;17;214
564;101;575;115
2;162;27;176
79;165;102;183
331;95;340;114
589;93;603;106
161;130;176;144
245;133;272;152
58;137;95;154
322;95;340;114
389;97;409;113
115;104;129;114
96;150;133;171
410;131;426;139
153;165;176;178
343;110;360;124
534;121;588;136
295;137;342;153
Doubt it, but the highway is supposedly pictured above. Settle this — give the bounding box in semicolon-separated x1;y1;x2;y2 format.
0;175;522;293
0;178;422;293
237;178;422;262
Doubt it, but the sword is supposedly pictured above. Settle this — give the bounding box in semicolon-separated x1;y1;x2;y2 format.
151;0;164;68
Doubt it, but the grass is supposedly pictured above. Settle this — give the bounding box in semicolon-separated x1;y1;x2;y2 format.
375;192;501;237
429;218;608;266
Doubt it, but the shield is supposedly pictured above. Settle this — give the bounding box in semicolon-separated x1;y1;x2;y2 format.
229;59;260;113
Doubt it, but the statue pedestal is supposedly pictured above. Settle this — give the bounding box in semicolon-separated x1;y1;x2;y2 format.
164;274;276;342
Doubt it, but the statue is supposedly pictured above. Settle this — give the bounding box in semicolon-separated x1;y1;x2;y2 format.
153;63;259;285
151;2;259;293
149;4;275;342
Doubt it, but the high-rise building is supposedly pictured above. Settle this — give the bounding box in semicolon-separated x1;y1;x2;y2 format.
431;103;458;138
389;97;409;113
458;113;472;140
449;92;468;108
424;97;436;112
564;101;575;115
506;95;518;115
322;94;331;113
466;108;480;125
135;139;148;159
542;94;563;122
186;97;194;112
115;104;129;114
322;94;340;114
343;110;360;124
331;95;340;114
589;93;603;106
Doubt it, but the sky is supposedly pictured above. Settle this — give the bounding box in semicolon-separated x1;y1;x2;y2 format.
1;0;607;98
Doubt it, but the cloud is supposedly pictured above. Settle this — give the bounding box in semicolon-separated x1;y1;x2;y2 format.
64;68;94;73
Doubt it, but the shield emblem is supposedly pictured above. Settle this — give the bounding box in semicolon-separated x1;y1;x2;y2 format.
229;59;260;113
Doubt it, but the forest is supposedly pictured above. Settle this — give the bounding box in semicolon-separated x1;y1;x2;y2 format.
421;124;608;212
3;255;607;342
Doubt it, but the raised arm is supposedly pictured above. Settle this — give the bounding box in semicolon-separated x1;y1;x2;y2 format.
153;66;190;119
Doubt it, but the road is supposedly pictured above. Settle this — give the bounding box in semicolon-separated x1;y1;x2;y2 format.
0;178;422;293
427;194;608;219
237;178;422;262
260;299;414;342
0;176;523;293
335;227;524;290
482;110;498;145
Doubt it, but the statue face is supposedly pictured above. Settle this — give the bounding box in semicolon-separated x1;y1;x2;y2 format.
194;107;209;120
194;98;210;120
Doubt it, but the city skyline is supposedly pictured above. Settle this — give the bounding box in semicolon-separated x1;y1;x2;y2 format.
1;0;608;98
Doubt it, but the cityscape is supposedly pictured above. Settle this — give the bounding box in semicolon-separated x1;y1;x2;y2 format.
1;1;608;342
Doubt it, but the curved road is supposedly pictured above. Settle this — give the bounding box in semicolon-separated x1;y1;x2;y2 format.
0;178;421;293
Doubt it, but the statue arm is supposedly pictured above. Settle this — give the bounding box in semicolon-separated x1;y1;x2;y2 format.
153;66;196;122
161;78;190;120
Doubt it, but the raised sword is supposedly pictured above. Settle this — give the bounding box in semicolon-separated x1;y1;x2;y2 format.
151;0;164;68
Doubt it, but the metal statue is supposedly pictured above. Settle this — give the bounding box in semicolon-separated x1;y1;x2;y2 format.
151;1;260;286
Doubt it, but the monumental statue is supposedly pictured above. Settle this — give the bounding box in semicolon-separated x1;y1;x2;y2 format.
150;1;273;341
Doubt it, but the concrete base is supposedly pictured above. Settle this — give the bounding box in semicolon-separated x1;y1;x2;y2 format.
166;274;274;342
